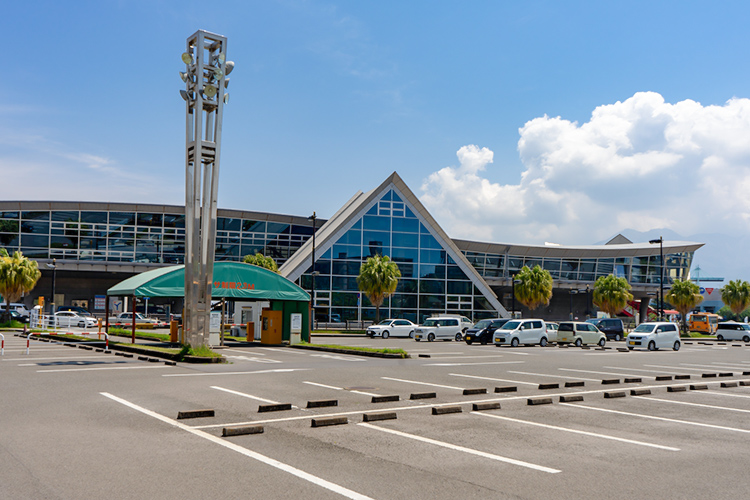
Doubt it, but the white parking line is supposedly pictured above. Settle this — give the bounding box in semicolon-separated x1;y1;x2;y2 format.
642;364;708;372
11;355;115;362
310;354;365;362
508;371;600;382
677;362;747;370
602;365;683;374
358;422;560;473
303;381;379;397
702;391;750;400
102;393;374;500
223;348;266;355
632;396;750;414
421;354;506;360
163;368;310;377
558;368;641;377
381;376;464;390
472;412;679;451
449;373;537;386
211;386;283;405
225;355;282;364
560;403;750;433
426;361;526;367
38;365;169;373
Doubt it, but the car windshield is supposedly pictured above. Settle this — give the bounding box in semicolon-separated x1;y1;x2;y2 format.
585;319;600;324
633;324;656;333
502;320;521;330
743;324;750;331
423;319;438;327
378;319;393;325
473;319;492;329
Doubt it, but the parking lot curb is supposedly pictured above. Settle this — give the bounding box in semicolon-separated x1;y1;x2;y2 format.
527;397;553;406
604;391;626;399
721;382;738;388
719;372;733;377
223;425;264;437
702;373;717;378
473;402;501;411
539;383;560;390
312;417;348;427
655;375;673;381
667;386;687;392
371;395;400;403
740;381;750;387
690;384;708;390
410;392;437;400
559;395;583;402
363;412;397;422
290;344;409;359
258;403;293;413
495;386;517;393
432;406;462;415
307;399;338;409
624;377;642;383
602;379;620;385
177;409;215;419
675;375;691;380
565;381;585;388
463;388;487;395
630;389;651;396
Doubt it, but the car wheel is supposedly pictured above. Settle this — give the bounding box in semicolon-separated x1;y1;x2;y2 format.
648;341;656;351
615;334;621;341
78;321;85;328
409;330;414;339
628;346;634;350
717;334;724;341
415;338;420;342
540;337;548;347
455;332;462;342
743;336;750;343
466;339;473;345
428;333;435;342
382;331;389;339
510;337;519;347
480;338;488;345
673;340;681;351
575;338;582;347
598;338;606;347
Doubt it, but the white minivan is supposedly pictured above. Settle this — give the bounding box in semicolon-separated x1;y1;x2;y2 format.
2;302;31;319
626;322;681;351
414;317;464;342
715;321;750;342
493;319;548;347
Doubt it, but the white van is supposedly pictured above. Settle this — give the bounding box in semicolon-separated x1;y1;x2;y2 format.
414;316;464;342
493;319;548;347
2;302;31;319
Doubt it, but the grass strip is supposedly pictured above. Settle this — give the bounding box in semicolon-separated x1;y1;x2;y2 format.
299;341;407;357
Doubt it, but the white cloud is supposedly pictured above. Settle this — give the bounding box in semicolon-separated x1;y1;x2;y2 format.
420;91;750;245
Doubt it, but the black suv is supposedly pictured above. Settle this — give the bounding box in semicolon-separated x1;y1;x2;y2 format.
464;318;510;345
586;318;624;341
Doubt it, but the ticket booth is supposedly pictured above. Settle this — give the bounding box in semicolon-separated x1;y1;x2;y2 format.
261;310;283;344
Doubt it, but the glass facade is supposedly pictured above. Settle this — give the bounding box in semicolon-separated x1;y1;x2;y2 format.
0;210;313;266
462;250;694;285
297;189;497;324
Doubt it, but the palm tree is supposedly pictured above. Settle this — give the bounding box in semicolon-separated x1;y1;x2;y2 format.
514;265;553;311
593;274;633;317
665;279;703;336
242;253;279;273
721;279;750;316
357;255;401;323
0;248;41;323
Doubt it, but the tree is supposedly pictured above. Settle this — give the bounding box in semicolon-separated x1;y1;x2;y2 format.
665;279;703;336
514;265;553;311
357;255;401;323
593;274;633;317
0;248;41;323
721;279;750;316
242;253;278;273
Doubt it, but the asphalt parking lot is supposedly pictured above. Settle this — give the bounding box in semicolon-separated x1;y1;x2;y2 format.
3;333;750;499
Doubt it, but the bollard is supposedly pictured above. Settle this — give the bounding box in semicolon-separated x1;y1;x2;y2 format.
98;318;102;339
0;333;4;355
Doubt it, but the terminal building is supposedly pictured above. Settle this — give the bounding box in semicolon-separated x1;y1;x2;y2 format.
0;172;703;323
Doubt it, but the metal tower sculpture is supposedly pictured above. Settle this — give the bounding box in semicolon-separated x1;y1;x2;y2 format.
180;30;234;346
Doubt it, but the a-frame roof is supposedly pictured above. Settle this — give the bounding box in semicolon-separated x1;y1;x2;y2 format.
279;172;507;315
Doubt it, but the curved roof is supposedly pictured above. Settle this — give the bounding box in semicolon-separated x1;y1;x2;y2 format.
107;261;310;302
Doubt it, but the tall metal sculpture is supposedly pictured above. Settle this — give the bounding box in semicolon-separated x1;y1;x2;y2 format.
180;30;234;346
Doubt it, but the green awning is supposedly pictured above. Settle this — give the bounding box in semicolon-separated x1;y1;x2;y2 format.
107;262;310;302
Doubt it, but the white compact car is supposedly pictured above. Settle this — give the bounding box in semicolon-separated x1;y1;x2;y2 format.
414;317;464;342
715;321;750;342
493;319;548;347
626;322;681;351
366;319;418;338
556;321;606;347
51;311;98;328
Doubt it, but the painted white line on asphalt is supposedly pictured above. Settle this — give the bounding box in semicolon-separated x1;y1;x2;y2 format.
223;348;266;355
101;393;374;500
163;368;310;377
303;381;379;397
225;355;282;364
642;364;708;372
678;362;747;370
421;354;506;360
211;386;282;405
498;351;532;356
358;422;560;473
38;365;168;373
472;412;680;451
558;368;641;377
702;390;750;400
632;396;750;414
11;355;115;362
602;366;683;374
416;352;465;355
381;376;464;390
449;373;537;386
560;403;750;434
310;354;365;362
508;371;600;382
426;361;526;367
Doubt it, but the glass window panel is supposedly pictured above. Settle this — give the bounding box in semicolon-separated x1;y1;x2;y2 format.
420;264;445;279
508;257;523;273
332;292;361;307
396;279;419;293
0;220;19;234
524;258;542;269
392;217;419;233
392;192;402;202
597;260;614;275
397;263;416;278
0;212;19;219
137;213;162;227
217;217;241;231
390;247;418;263
291;225;314;236
332;261;362;276
51;211;79;222
162;214;185;228
0;234;19;247
447;281;472;295
109;212;135;226
266;222;290;235
21;221;48;234
405;207;416;218
363;215;390;231
580;260;596;273
391;294;417;308
447;265;469;280
543;259;561;272
21;211;49;221
391;232;419;248
419;280;445;294
362;230;389;248
420;295;445;310
420;249;446;264
331;244;362;260
242;220;266;233
50;236;77;249
337;229;361;246
332;276;358;291
420;233;442;250
465;252;485;267
21;247;49;258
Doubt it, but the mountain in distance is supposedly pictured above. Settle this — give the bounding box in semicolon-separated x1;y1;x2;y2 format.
597;229;749;284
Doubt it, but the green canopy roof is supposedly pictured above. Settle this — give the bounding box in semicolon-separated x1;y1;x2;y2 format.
107;262;310;302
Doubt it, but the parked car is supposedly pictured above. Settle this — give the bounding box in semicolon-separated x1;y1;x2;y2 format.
715;321;750;342
51;311;98;328
586;317;625;341
557;321;606;347
109;312;167;327
545;322;559;342
429;314;473;336
57;305;94;316
464;318;510;345
626;322;681;351
2;302;31;320
493;319;548;347
6;310;30;323
415;317;464;342
366;319;418;339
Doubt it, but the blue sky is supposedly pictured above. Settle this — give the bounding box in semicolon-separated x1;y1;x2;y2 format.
3;1;750;279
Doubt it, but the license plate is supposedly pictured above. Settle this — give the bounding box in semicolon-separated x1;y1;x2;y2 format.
629;341;635;345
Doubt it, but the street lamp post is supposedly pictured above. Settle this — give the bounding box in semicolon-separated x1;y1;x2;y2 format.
649;237;664;321
46;259;57;317
585;284;590;319
308;212;317;328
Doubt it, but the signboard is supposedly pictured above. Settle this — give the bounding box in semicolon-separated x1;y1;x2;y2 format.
291;313;302;334
210;311;221;333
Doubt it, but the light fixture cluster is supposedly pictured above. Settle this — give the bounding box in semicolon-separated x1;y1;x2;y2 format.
179;41;234;105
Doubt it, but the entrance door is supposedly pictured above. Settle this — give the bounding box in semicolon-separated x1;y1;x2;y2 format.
261;310;283;344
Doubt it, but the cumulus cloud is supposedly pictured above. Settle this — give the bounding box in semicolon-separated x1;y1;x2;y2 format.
421;91;750;245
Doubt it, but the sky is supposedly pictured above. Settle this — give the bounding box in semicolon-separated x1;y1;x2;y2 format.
2;1;750;280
